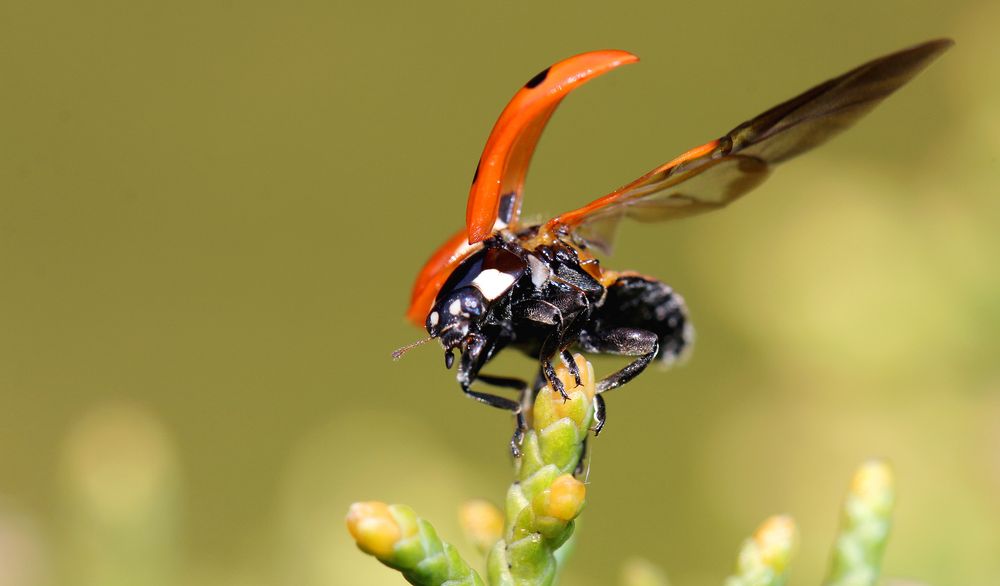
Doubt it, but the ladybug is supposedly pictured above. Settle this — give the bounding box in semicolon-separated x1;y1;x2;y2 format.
399;40;951;453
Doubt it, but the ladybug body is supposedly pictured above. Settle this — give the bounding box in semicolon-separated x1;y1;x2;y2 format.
426;222;692;438
404;40;952;451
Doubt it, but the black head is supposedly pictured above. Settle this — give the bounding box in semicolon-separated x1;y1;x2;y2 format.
425;246;525;380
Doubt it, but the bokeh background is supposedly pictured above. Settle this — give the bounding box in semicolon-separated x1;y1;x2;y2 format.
1;1;998;585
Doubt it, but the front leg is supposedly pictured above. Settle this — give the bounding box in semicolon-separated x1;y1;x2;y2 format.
538;330;571;400
455;334;520;410
457;372;531;457
511;298;572;399
560;349;583;387
513;291;590;399
476;374;530;456
459;382;520;412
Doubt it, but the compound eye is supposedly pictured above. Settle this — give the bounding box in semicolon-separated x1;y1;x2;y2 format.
443;289;482;318
462;292;484;316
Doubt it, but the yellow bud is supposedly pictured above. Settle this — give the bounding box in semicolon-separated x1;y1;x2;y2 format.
752;515;797;572
621;557;670;586
534;355;596;428
850;460;893;500
459;499;505;553
546;474;586;521
346;501;401;558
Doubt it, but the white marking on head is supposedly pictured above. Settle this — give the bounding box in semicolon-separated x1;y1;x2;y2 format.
526;255;550;289
471;268;516;300
448;299;462;315
429;311;439;327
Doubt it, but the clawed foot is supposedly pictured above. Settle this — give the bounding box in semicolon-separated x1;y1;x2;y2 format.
560;350;583;388
509;410;527;457
592;394;606;436
542;359;571;401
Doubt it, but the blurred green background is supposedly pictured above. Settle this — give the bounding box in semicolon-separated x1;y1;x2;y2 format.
1;1;998;585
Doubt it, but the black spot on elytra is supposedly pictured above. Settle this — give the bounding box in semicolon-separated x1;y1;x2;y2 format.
472;161;480;184
525;67;550;89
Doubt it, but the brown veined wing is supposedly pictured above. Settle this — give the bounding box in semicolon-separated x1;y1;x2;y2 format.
546;39;953;253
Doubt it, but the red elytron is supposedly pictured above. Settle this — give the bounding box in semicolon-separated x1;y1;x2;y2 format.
403;40;952;452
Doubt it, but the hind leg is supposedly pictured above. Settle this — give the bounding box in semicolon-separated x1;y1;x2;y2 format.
577;327;659;393
590;274;693;364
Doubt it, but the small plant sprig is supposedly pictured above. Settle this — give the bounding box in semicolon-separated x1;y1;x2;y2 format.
824;460;895;586
346;501;485;586
724;515;798;586
347;355;593;586
721;459;896;586
485;354;594;586
347;357;901;586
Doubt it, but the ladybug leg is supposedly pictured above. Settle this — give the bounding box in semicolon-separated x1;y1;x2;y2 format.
476;373;531;457
541;350;568;399
476;373;529;391
512;297;563;324
560;350;583;387
458;380;529;457
461;374;526;416
540;325;588;401
511;299;572;399
577;327;659;394
514;292;591;400
456;334;522;414
593;393;607;435
459;385;520;412
512;410;527;457
590;274;693;365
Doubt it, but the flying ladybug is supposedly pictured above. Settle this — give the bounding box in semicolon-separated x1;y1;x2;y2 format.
399;39;952;453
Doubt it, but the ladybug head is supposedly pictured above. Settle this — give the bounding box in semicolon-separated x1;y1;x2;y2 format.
425;246;525;377
425;286;487;357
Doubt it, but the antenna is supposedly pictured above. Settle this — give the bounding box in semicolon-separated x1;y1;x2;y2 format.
391;335;434;361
